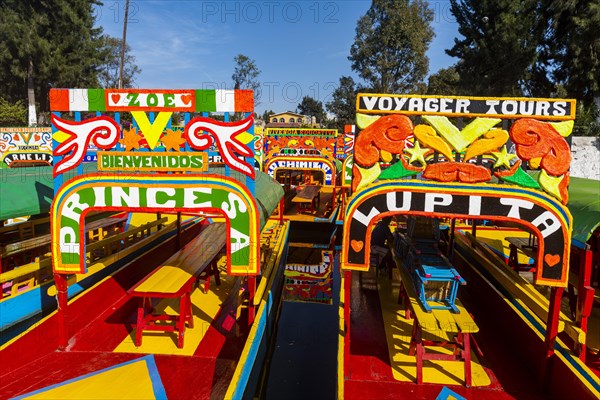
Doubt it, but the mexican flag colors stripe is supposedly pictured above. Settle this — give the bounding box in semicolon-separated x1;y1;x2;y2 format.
50;89;254;113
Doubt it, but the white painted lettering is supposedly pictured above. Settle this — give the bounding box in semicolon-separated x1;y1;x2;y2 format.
394;97;408;110
92;187;106;207
62;193;90;222
379;97;392;111
424;193;452;212
408;97;423;112
353;207;380;227
147;188;176;208
386;191;412;211
456;99;470;113
424;98;439;112
222;192;247;219
531;211;561;238
468;195;482;215
363;96;378;110
183;187;212;208
535;101;550;116
111;187;140;207
485;100;500;114
500;198;534;218
553;101;567;116
501;100;518;115
59;226;80;255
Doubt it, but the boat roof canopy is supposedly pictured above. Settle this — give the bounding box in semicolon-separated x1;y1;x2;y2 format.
0;166;53;221
568;176;600;248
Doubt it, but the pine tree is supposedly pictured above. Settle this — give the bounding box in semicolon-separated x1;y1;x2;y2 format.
349;0;434;93
446;0;549;97
0;0;105;113
297;96;326;125
542;0;600;106
97;36;141;89
326;76;357;131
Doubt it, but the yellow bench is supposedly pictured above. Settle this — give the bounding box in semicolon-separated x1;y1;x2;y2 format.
128;222;226;348
460;232;586;348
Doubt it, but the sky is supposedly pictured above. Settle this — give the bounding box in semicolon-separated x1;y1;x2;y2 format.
95;1;460;114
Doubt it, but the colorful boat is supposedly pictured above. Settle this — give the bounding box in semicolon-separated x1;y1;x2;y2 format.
0;166;204;335
0;88;292;399
263;127;343;222
339;93;600;399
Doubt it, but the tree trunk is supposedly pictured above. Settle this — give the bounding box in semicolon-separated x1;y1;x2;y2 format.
27;58;37;126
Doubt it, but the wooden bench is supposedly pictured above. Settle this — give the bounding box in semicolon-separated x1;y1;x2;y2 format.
506;236;537;272
392;245;479;387
85;216;128;241
461;232;586;350
0;216;50;242
0;216;128;260
86;217;167;262
1;233;51;259
292;185;321;214
128;223;226;348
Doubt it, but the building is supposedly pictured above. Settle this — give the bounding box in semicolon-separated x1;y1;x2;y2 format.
266;111;317;128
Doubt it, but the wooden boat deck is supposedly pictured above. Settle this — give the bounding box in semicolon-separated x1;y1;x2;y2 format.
341;266;553;399
0;220;289;399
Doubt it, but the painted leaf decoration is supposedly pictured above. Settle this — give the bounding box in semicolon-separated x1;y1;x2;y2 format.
496;163;540;189
549;120;574;137
379;158;421;180
356;113;381;130
539;169;564;201
464;128;509;161
413;124;453;160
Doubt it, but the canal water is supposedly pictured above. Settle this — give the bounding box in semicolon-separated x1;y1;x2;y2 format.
263;223;341;399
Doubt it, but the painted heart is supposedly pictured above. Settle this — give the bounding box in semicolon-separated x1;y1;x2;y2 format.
544;254;561;267
181;94;192;105
351;240;364;253
111;93;121;104
34;134;40;141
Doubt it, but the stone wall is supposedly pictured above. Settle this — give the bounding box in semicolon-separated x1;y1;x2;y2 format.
571;136;600;181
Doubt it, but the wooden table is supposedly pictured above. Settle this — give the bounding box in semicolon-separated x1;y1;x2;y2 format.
128;223;226;348
394;249;479;387
292;185;321;214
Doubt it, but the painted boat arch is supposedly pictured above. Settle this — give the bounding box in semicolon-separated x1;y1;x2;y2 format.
341;180;572;287
265;155;337;186
52;173;261;276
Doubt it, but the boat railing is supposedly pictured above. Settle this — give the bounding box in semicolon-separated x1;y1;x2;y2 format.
458;231;586;351
0;217;168;299
0;216;50;243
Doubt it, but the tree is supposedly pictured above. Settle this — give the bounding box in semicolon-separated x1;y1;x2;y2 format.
232;54;261;103
297;96;326;125
97;36;141;89
0;0;105;115
426;67;460;95
0;97;27;127
261;109;275;123
541;1;600;107
349;0;434;93
447;1;549;97
326;76;357;131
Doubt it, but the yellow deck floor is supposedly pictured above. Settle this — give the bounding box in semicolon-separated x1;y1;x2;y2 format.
114;259;237;356
377;273;491;387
